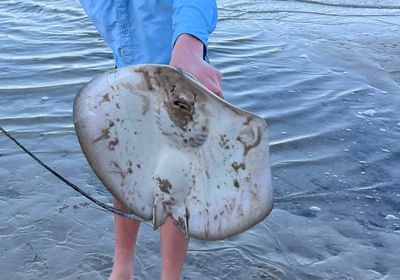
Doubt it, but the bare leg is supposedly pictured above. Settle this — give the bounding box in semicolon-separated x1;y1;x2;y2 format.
160;217;189;280
109;198;140;280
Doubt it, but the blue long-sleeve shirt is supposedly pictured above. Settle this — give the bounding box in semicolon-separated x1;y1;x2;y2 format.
80;0;218;67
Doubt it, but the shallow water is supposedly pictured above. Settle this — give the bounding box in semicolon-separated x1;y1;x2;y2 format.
1;0;400;279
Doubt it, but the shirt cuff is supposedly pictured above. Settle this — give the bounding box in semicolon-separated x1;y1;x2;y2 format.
172;1;218;59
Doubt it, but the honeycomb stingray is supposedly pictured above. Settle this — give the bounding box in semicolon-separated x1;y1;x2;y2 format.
73;64;273;240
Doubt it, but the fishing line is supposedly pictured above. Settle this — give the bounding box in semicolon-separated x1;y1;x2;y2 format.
0;126;146;222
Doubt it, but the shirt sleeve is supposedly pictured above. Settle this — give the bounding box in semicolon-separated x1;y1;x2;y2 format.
172;0;218;56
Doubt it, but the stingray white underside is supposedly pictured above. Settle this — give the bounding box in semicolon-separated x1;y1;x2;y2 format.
73;65;273;240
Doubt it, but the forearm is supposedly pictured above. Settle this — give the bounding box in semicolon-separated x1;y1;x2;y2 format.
171;0;218;55
171;34;203;62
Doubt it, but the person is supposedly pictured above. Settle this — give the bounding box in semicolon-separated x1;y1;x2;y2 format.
79;1;222;279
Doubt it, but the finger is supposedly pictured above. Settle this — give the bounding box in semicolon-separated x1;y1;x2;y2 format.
210;69;223;98
215;70;222;90
215;68;223;82
208;81;223;98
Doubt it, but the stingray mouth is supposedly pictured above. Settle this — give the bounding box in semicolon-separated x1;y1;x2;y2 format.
172;99;194;121
173;99;193;112
170;97;195;121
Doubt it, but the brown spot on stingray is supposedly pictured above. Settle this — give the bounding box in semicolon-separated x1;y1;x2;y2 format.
141;69;154;90
108;138;119;150
121;82;135;92
237;204;244;217
132;67;161;90
250;189;259;202
156;177;172;194
229;198;236;212
139;95;150;115
233;179;240;189
92;120;115;143
231;162;246;173
174;215;188;238
127;160;133;174
110;160;127;185
243;116;253;126
224;204;231;215
236;127;263;156
100;93;110;104
219;134;230;149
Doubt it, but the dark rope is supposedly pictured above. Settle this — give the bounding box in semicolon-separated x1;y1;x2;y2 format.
0;126;146;222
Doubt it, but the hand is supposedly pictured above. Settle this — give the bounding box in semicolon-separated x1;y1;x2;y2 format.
170;34;223;98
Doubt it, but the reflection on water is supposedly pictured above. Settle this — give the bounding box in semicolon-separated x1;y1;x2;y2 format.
1;0;399;279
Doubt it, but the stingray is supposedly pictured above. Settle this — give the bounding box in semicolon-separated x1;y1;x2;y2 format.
73;65;273;240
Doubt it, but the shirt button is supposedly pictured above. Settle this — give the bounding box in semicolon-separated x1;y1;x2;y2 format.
121;29;128;34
